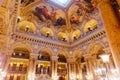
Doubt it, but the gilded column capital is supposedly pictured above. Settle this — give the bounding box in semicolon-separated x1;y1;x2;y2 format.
83;54;92;59
67;58;76;63
2;49;13;56
84;54;97;61
51;55;58;61
103;47;111;54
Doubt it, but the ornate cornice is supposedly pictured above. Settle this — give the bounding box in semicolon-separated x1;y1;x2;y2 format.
12;28;106;49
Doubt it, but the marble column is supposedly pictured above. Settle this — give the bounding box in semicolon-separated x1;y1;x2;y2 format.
74;63;76;79
54;60;58;76
67;63;70;80
0;50;12;80
3;53;11;72
28;54;38;80
84;54;97;80
67;58;76;80
67;59;71;80
76;58;83;80
67;63;71;80
51;55;58;80
99;0;120;71
3;50;12;71
51;60;54;76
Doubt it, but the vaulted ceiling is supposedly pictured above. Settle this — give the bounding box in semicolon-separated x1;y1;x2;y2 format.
18;0;102;44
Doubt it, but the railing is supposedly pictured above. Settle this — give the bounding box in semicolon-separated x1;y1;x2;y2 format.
57;69;67;75
36;66;51;75
8;67;27;74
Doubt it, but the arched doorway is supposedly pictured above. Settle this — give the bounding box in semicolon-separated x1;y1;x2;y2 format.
36;48;52;80
36;50;51;75
7;46;30;80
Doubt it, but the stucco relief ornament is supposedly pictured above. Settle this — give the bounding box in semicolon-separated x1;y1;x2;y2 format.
91;0;102;7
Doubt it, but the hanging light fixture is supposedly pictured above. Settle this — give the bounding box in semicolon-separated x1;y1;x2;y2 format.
99;54;110;63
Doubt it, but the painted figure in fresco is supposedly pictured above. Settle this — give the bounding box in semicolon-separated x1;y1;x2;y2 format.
77;0;96;13
70;2;85;24
85;3;95;13
50;7;57;22
34;5;66;26
34;6;51;22
70;11;83;24
54;17;66;26
42;6;51;19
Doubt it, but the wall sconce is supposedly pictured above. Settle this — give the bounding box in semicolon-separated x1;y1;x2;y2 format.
46;32;50;37
39;54;42;59
25;26;30;32
73;35;77;40
62;37;66;41
88;26;92;31
17;16;21;23
19;53;22;56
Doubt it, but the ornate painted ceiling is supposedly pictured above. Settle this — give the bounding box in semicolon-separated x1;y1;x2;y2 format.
18;0;102;44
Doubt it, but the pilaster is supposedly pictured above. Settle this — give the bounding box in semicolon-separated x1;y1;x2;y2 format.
67;58;76;80
84;54;97;80
28;53;38;80
99;0;120;71
51;55;58;80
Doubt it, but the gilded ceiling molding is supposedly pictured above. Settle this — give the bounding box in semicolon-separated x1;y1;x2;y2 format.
21;0;44;15
0;7;9;35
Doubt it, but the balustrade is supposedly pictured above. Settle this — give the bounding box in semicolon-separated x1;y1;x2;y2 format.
8;67;27;74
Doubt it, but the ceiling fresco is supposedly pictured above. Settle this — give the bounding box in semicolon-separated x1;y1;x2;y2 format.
19;0;102;43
